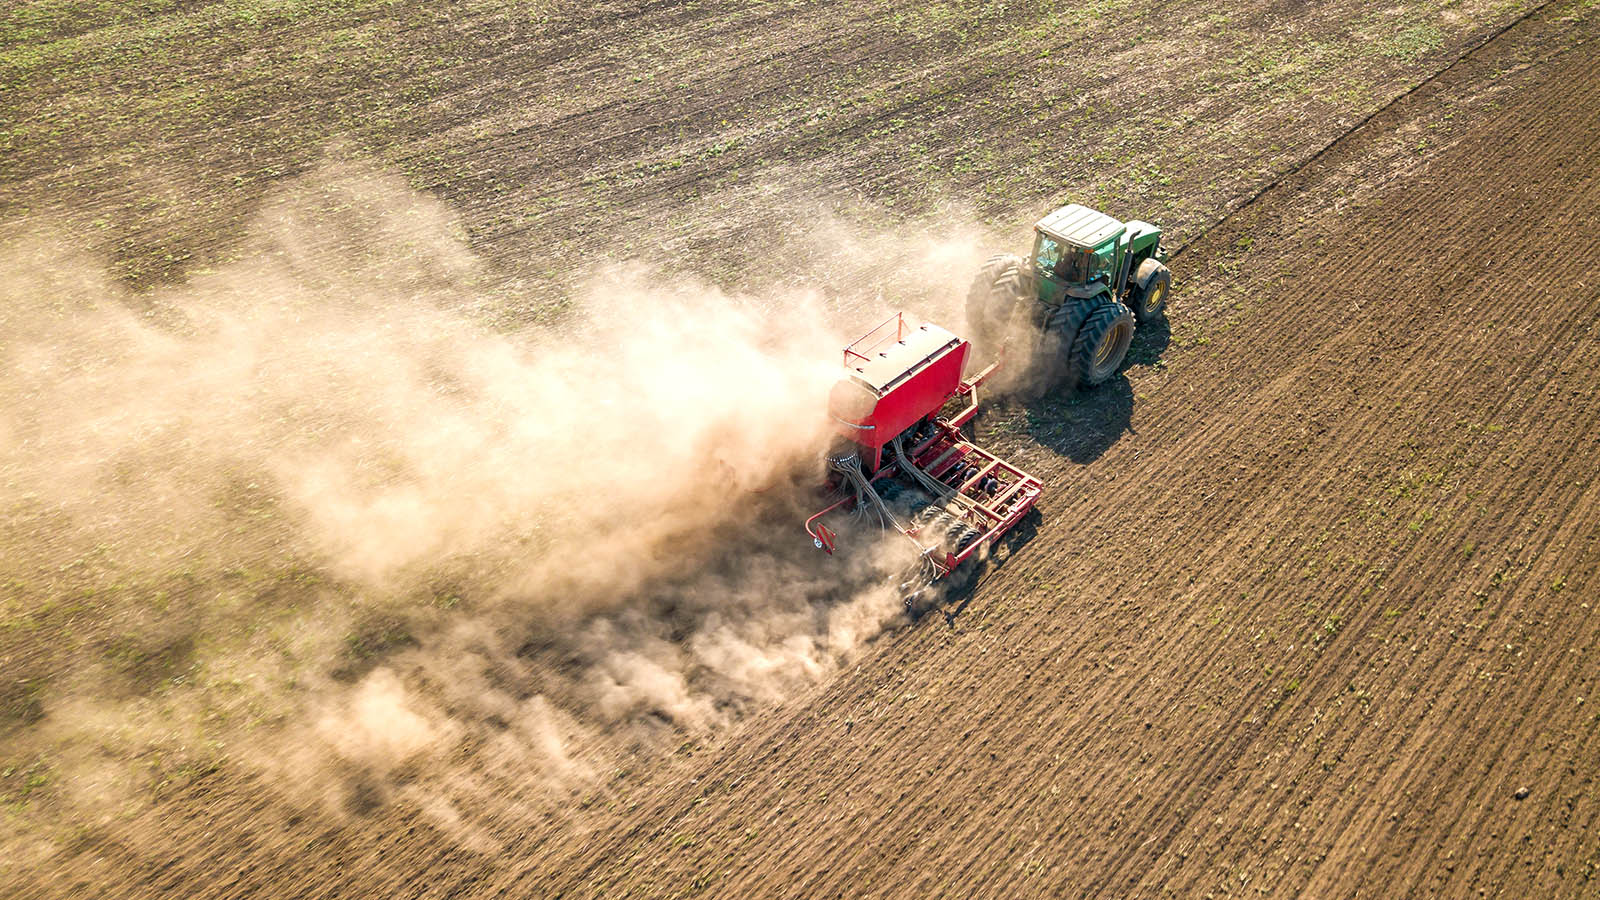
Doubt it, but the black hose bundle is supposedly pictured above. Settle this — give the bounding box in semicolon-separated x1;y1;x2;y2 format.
891;434;954;502
828;451;901;531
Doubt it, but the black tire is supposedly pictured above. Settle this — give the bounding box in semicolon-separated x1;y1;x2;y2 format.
964;253;1030;351
1129;259;1171;323
955;526;982;554
874;478;907;504
916;507;951;534
1044;297;1094;344
1066;298;1135;388
1041;298;1095;389
944;517;967;544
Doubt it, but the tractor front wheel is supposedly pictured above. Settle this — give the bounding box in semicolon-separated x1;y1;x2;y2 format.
1129;259;1171;323
1065;297;1135;388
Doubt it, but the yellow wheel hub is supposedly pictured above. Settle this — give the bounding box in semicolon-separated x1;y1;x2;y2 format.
1095;321;1129;368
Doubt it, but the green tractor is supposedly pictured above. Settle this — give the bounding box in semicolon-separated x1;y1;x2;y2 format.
966;204;1170;389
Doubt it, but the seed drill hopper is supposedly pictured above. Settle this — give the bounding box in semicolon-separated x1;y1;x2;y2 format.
805;313;1042;600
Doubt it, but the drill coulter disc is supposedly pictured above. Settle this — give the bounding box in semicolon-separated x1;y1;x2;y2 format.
897;557;939;614
955;526;983;554
943;517;967;545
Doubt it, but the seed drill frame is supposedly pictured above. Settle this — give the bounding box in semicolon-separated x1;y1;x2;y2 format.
805;313;1042;580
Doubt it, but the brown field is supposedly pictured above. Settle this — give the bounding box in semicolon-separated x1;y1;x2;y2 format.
4;0;1600;897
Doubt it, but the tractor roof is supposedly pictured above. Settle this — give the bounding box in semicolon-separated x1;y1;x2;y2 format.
1035;204;1125;248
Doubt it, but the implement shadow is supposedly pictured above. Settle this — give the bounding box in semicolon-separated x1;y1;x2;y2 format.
929;317;1170;624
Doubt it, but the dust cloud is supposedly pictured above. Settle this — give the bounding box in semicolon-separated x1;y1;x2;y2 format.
0;161;988;849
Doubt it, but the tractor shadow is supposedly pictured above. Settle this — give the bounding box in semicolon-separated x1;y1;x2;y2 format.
1022;377;1134;464
1020;317;1168;464
1125;315;1171;369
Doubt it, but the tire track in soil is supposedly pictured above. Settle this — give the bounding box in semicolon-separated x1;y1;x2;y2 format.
1116;140;1600;895
1075;29;1600;890
1358;411;1600;894
503;6;1600;897
21;4;1600;900
1198;342;1600;897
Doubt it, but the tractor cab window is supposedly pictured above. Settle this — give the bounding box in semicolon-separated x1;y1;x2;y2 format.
1088;239;1116;279
1034;234;1066;273
1036;233;1112;283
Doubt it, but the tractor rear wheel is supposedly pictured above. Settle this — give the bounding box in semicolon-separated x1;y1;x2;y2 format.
1041;299;1093;390
964;254;1030;353
1066;297;1135;387
1129;259;1171;323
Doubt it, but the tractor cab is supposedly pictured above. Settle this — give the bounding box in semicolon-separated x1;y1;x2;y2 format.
1034;232;1117;285
1031;204;1128;304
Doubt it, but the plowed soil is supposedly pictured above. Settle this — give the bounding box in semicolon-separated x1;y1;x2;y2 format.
8;0;1600;898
